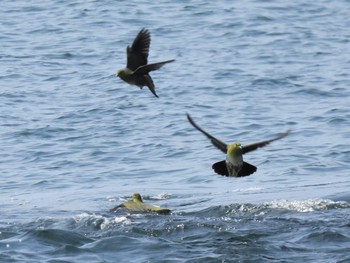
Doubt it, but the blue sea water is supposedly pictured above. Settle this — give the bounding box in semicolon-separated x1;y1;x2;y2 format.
1;0;350;262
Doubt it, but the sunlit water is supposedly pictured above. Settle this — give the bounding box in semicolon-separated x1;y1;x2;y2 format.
1;0;350;262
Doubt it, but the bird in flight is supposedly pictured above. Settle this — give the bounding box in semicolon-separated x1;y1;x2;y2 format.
116;28;174;98
187;113;290;177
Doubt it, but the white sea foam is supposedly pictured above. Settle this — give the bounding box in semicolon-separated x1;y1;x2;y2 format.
73;213;112;229
233;187;262;193
114;216;133;225
151;193;171;200
265;199;349;212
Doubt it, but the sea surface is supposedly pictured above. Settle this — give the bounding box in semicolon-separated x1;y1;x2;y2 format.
1;0;350;262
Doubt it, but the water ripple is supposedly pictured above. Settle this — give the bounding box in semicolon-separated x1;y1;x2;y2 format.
1;0;350;261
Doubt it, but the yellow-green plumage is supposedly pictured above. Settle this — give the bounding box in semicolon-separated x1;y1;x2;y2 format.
187;113;290;177
116;28;174;98
110;193;171;214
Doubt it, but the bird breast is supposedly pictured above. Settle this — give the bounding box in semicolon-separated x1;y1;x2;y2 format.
226;154;243;167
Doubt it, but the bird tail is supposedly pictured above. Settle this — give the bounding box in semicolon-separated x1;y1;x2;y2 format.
237;161;257;177
212;160;257;177
212;160;229;176
144;74;159;98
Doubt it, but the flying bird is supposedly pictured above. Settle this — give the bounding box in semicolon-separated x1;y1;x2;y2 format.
186;113;290;177
116;28;174;98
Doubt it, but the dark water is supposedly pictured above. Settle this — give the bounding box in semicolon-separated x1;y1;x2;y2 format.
1;0;350;262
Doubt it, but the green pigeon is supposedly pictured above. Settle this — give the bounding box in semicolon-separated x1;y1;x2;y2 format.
186;114;290;177
110;193;171;214
116;28;175;98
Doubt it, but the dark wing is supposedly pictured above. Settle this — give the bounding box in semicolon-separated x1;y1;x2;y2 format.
187;114;227;153
242;129;290;154
109;204;125;212
155;208;171;215
126;28;151;71
134;59;175;76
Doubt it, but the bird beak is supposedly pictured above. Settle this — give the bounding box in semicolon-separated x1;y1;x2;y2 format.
116;70;120;75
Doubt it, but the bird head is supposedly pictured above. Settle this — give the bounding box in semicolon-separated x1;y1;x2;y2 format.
227;143;242;157
116;69;130;81
132;193;143;203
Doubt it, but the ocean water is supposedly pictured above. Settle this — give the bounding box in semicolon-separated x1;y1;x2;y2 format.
1;0;350;262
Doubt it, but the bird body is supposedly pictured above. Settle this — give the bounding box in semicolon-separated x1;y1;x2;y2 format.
116;28;174;98
110;193;171;214
187;114;290;177
225;143;244;176
116;68;136;85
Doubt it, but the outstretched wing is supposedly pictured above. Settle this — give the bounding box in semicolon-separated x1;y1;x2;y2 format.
134;59;175;76
126;28;151;71
242;129;290;154
186;114;227;154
